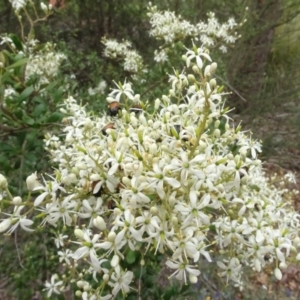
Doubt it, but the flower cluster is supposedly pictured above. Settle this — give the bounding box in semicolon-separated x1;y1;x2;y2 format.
25;42;66;88
9;0;52;14
102;38;143;73
148;4;242;61
1;45;299;299
9;0;28;11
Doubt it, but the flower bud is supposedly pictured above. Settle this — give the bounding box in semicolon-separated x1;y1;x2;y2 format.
122;177;131;187
0;174;8;189
192;65;200;74
214;129;220;138
12;196;22;205
103;274;109;282
108;231;116;242
279;262;287;270
204;65;211;77
209;62;217;73
171;216;178;225
111;255;120;267
75;290;82;297
187;74;196;83
0;218;11;233
93;216;106;231
74;228;84;240
90;174;101;181
139;114;147;126
209;78;217;90
26;172;41;191
214;120;220;128
150;206;158;214
41;2;48;12
154;98;160;110
189;274;198;284
133;94;140;103
162;95;170;103
274;268;282;280
168;90;175;98
254;258;261;272
84;119;93;129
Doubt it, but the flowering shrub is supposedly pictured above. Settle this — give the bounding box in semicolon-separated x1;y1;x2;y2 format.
1;41;300;298
1;1;300;299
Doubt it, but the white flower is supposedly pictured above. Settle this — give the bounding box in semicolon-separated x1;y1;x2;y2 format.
284;172;297;184
54;233;68;248
44;274;63;298
166;257;200;284
217;258;242;284
9;0;27;11
109;81;134;101
72;230;101;265
185;45;211;69
108;265;133;296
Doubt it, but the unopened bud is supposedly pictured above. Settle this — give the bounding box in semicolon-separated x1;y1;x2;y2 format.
93;216;106;231
107;231;116;242
210;62;217;73
169;89;175;97
111;255;120;267
26;172;41;191
122;177;131;187
74;228;84;240
150;206;158;214
192;65;200;74
274;268;282;280
204;65;211;77
75;290;82;297
209;78;217;89
214;120;220;128
0;218;11;233
188;74;196;83
0;174;8;189
103;274;109;282
12;196;22;205
154;98;160;110
189;274;198;284
162;95;170;103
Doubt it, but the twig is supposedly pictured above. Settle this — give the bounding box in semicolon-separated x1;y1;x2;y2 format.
18;139;27;195
214;74;247;102
14;230;26;270
138;261;143;300
140;76;168;97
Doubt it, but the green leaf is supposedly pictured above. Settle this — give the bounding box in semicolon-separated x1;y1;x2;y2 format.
33;103;46;117
6;58;28;69
9;34;24;51
126;250;137;264
47;112;63;123
19;86;34;102
22;115;35;125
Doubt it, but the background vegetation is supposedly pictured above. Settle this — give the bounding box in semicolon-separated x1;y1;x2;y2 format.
0;0;300;299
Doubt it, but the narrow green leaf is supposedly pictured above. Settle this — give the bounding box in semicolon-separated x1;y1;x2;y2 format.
19;86;34;101
6;58;28;69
